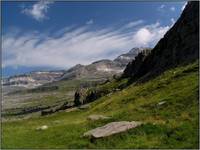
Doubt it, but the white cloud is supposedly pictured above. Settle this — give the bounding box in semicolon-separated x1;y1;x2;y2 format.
3;21;170;69
157;4;166;12
160;4;165;9
86;19;94;25
124;20;144;28
22;1;53;21
170;18;175;26
181;2;187;11
132;22;170;46
133;28;151;46
170;6;175;11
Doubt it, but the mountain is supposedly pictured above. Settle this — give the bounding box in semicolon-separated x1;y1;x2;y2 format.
123;2;199;81
2;2;199;149
2;71;65;88
2;47;147;88
61;47;149;80
114;47;146;66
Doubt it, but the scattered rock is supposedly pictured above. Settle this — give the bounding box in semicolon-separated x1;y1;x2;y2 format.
36;125;48;130
79;104;90;110
157;101;166;106
65;107;78;112
87;115;110;121
83;121;142;138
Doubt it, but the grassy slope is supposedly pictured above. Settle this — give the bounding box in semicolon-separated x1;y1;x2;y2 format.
2;61;199;149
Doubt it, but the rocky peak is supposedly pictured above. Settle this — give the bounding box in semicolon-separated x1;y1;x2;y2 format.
114;47;151;66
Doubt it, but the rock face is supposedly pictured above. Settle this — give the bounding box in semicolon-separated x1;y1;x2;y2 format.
122;2;199;81
83;121;142;138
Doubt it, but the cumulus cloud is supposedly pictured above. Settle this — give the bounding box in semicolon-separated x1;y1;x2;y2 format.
132;22;169;46
22;1;53;21
2;21;170;69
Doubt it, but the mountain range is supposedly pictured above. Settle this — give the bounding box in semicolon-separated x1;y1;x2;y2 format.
2;47;149;88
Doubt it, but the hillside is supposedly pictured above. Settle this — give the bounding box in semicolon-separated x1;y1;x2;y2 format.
2;61;198;148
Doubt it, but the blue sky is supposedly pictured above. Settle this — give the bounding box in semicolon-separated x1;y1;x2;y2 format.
2;1;187;77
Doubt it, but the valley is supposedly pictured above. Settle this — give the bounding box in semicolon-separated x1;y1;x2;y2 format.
1;1;199;149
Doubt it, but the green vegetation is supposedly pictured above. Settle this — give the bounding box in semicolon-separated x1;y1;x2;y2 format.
2;61;199;149
3;78;104;118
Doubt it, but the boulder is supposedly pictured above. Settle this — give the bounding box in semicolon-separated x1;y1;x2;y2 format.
87;115;110;121
83;121;142;138
36;125;48;130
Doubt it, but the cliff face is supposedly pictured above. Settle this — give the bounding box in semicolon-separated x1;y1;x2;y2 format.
123;2;199;80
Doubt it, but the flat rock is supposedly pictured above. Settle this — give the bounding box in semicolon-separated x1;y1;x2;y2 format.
83;121;142;138
87;115;110;121
36;125;48;130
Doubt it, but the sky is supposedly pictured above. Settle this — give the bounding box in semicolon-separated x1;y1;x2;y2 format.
2;1;187;77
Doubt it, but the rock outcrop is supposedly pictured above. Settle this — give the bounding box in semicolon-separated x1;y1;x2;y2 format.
83;121;142;138
122;2;199;81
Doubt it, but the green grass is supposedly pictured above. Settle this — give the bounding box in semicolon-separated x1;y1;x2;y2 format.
2;61;199;149
3;78;104;117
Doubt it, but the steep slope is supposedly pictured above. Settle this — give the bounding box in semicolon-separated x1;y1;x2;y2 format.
123;2;199;81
